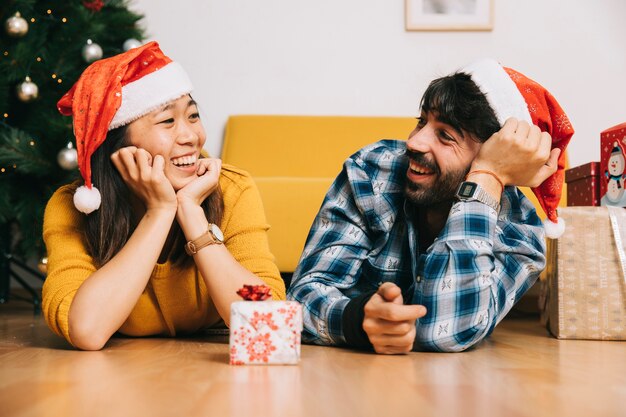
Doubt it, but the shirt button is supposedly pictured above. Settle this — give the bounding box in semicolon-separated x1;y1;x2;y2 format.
416;275;422;283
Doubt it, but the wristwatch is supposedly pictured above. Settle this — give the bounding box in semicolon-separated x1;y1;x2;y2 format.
184;223;224;255
455;181;500;212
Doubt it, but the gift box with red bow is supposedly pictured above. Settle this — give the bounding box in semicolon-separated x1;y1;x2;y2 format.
229;285;303;365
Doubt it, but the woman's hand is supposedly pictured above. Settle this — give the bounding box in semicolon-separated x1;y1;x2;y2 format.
110;146;177;211
176;157;222;208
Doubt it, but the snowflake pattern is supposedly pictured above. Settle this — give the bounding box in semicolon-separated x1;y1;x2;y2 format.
547;179;561;193
555;113;572;131
246;333;277;363
249;312;278;331
230;301;303;365
231;328;251;346
277;304;300;327
229;346;244;365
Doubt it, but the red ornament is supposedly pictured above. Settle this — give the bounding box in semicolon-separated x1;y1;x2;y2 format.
82;0;104;12
236;285;272;301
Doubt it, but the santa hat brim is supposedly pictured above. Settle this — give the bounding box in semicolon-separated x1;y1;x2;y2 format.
109;61;193;130
461;59;532;126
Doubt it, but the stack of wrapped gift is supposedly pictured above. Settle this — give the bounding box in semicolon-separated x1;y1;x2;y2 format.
229;285;303;365
541;207;626;340
542;122;626;340
565;162;600;206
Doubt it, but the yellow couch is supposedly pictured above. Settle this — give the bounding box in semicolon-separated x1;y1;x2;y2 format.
221;115;565;274
222;115;416;272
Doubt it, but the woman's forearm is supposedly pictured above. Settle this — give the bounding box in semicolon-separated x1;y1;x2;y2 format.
176;203;265;326
68;207;176;350
191;245;266;326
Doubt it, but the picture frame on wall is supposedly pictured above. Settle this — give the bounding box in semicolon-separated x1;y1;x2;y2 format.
405;0;493;31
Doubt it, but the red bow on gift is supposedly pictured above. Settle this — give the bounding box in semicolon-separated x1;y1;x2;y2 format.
236;285;272;301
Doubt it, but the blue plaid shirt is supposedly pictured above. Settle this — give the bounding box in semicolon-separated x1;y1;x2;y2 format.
287;140;546;352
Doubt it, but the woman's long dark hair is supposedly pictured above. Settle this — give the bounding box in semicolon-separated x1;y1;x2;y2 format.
84;125;224;267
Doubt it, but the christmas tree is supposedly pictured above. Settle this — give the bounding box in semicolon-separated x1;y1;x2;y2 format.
0;0;145;264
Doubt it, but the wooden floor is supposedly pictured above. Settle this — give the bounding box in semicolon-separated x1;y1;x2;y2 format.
1;298;624;417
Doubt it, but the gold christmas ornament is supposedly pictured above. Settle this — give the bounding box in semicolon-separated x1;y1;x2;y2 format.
16;76;38;102
38;256;48;274
5;12;28;37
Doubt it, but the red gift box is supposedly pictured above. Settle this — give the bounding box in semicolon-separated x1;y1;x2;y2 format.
565;162;600;206
600;122;626;206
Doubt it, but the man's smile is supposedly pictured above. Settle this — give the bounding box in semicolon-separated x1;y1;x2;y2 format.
408;161;434;175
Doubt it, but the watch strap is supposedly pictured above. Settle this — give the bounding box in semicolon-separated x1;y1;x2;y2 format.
456;181;500;212
185;225;223;255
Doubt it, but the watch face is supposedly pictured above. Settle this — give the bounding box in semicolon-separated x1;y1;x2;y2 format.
457;182;478;198
210;223;224;242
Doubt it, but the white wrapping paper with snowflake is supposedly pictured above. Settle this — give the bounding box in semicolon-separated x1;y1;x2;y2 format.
229;285;303;365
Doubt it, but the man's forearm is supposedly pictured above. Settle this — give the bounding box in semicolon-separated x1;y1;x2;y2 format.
412;193;545;352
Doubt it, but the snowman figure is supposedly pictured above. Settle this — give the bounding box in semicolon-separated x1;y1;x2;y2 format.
602;141;626;206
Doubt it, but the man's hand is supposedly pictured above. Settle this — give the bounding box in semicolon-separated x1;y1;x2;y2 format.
363;282;427;354
471;118;561;188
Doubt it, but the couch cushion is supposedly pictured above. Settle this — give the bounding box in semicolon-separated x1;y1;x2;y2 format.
254;177;334;272
222;115;416;272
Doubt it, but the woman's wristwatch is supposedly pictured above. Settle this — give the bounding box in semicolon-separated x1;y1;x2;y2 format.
184;223;224;255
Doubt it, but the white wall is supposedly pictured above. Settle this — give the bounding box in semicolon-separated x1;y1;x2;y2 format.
130;0;626;168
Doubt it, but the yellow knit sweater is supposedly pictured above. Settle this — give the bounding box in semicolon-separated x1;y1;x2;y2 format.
42;164;285;345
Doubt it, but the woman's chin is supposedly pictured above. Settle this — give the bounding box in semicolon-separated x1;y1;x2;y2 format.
168;174;196;192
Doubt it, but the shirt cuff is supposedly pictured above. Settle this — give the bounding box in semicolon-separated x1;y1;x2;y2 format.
442;200;497;242
341;290;377;350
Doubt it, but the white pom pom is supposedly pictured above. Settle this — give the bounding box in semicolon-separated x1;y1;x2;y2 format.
73;185;101;214
543;217;565;239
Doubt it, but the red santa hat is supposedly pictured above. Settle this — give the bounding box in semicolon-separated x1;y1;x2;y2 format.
57;41;193;214
461;59;574;239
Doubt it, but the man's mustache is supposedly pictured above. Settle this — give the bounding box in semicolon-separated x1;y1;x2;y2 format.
405;150;440;175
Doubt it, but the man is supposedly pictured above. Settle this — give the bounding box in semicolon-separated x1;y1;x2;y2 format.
287;59;574;353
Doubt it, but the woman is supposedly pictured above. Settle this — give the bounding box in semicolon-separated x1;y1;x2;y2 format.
42;42;285;350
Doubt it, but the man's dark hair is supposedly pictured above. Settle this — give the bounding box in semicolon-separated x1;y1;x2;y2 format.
420;72;500;143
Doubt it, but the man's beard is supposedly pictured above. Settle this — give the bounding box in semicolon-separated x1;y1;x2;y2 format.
404;150;469;208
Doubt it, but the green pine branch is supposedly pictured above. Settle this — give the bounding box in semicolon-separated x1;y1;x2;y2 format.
0;124;54;175
0;0;145;258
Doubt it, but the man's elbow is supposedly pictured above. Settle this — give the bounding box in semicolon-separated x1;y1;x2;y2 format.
431;340;477;353
417;324;490;353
